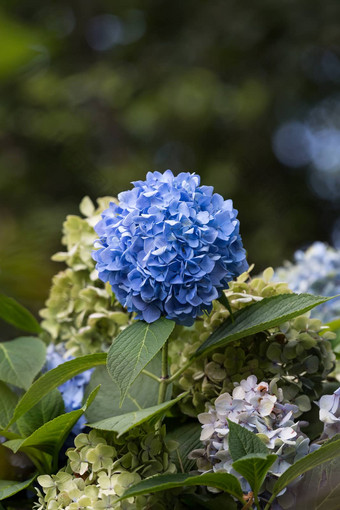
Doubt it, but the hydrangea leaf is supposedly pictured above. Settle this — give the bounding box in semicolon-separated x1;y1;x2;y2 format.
181;493;238;510
232;453;277;495
84;353;171;422
326;318;340;332
264;438;340;509
167;423;202;473
88;392;187;437
0;382;18;429
15;389;64;437
228;420;268;461
292;455;340;509
196;293;334;357
117;472;244;503
107;317;175;406
0;474;37;501
0;337;46;390
0;293;41;334
6;353;106;428
3;386;100;456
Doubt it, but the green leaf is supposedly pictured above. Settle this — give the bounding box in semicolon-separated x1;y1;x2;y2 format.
268;438;340;503
217;293;235;321
0;428;20;441
326;318;340;332
117;472;244;503
107;317;175;405
0;382;18;429
228;420;268;461
0;293;41;334
88;392;188;437
0;337;46;390
15;389;64;437
167;423;202;473
181;493;238;510
6;353;106;428
232;453;276;495
292;456;340;509
196;293;334;357
4;386;100;457
0;473;37;500
84;353;171;423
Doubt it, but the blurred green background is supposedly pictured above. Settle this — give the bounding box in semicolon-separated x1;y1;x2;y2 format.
1;0;340;315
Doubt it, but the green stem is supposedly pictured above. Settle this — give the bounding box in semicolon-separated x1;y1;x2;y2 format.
264;498;274;510
254;494;261;510
141;369;162;383
158;340;169;405
166;357;195;384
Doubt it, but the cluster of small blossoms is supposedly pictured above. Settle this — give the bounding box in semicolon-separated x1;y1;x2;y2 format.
225;266;291;311
35;429;179;510
44;344;93;434
40;196;131;357
272;386;340;510
318;387;340;439
169;269;336;417
189;376;309;485
92;170;248;326
275;242;340;324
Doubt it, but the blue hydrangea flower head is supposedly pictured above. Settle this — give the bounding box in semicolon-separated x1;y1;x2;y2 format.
45;344;92;435
275;242;340;323
92;170;248;325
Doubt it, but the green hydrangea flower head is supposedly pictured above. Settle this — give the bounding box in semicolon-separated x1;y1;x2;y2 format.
40;197;131;357
169;267;336;417
34;429;179;510
226;265;292;309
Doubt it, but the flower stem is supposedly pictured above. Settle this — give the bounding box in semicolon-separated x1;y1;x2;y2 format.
166;360;193;384
166;357;196;384
264;497;275;510
141;369;162;383
254;494;261;510
158;340;169;405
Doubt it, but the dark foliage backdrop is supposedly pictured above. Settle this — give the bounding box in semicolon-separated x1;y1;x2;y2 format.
1;0;340;313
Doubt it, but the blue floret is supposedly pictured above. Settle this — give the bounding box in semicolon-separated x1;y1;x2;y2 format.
92;170;248;325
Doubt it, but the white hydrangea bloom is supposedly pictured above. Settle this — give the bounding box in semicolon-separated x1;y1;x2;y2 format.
318;387;340;439
190;375;307;482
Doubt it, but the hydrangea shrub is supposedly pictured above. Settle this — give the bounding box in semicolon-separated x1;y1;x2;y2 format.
1;171;339;510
